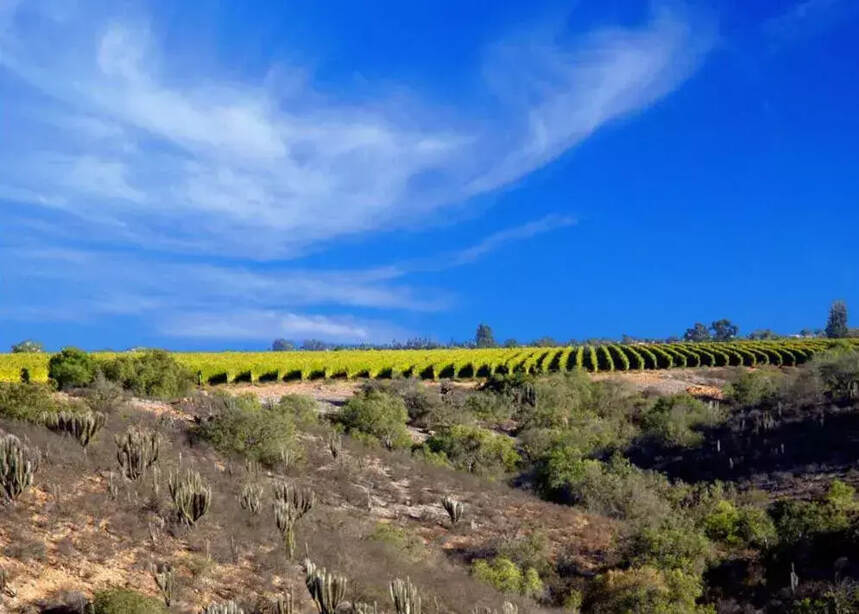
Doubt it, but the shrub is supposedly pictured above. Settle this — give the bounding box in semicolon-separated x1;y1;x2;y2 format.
425;424;520;475
471;556;543;598
638;395;725;448
724;368;784;408
769;500;839;545
101;350;194;399
588;566;709;614
0;382;59;422
48;347;97;390
702;500;776;548
196;393;298;466
338;389;412;450
272;394;319;428
814;350;859;403
82;371;124;413
91;588;168;614
627;521;713;575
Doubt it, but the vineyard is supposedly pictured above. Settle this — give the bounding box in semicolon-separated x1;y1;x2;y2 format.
2;339;857;385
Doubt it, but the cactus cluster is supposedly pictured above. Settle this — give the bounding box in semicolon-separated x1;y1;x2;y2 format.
273;482;314;558
441;496;464;525
390;578;421;614
168;469;212;526
45;410;106;448
471;604;517;614
115;427;161;480
304;559;347;614
202;601;244;614
153;562;176;607
274;592;294;614
0;433;36;502
239;482;263;515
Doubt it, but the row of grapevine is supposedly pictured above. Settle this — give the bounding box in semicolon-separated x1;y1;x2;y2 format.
0;339;856;384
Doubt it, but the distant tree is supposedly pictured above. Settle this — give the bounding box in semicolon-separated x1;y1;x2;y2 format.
621;334;637;345
502;338;519;348
710;319;739;341
532;336;559;347
301;339;328;351
665;336;681;343
798;328;814;338
271;338;295;351
748;329;779;340
825;301;849;338
475;324;497;348
11;339;43;353
683;323;710;342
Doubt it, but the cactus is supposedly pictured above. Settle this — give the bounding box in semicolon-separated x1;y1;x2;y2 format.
441;496;464;525
304;559;347;614
0;433;36;501
790;562;799;595
352;603;379;614
45;411;106;448
328;433;342;459
168;469;211;526
239;482;263;515
115;427;161;480
502;603;518;614
153;562;176;606
389;578;421;614
274;500;301;559
273;482;315;518
202;601;244;614
274;592;295;614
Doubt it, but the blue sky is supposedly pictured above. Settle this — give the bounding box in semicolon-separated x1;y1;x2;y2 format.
1;0;857;350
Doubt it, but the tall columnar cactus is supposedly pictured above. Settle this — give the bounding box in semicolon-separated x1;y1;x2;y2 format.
153;562;176;607
441;496;464;525
45;411;106;448
273;481;315;516
0;433;36;502
239;482;263;516
274;592;294;614
304;559;347;614
273;483;314;558
168;469;211;526
115;427;161;480
389;578;421;614
202;601;244;614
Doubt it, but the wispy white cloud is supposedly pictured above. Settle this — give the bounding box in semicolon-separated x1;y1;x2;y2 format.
0;1;713;259
763;0;857;44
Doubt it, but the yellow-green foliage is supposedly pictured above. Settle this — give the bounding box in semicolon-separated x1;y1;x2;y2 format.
471;556;543;598
0;339;854;384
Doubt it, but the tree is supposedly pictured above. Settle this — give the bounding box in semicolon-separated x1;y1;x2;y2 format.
11;339;43;353
272;338;295;351
301;339;328;351
683;323;710;342
502;338;519;348
710;319;739;342
747;329;778;340
475;323;497;348
826;300;849;338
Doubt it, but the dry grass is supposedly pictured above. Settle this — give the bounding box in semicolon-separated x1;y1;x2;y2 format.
0;390;614;613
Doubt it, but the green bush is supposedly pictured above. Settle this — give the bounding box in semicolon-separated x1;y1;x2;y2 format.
91;588;168;614
48;347;97;390
627;521;713;575
814;350;859;403
425;424;520;475
703;500;776;548
196;393;298;466
724;368;784;407
272;394;318;428
536;450;675;525
639;395;725;448
471;556;543;598
588;566;710;614
101;350;194;399
338;389;412;449
0;383;60;422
